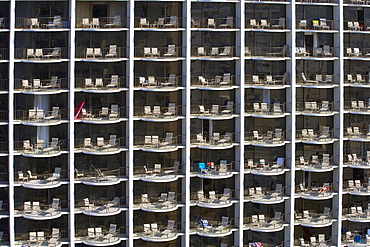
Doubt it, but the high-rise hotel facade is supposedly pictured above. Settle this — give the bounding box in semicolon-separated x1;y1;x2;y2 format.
0;0;369;246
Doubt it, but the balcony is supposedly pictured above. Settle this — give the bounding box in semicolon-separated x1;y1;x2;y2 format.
296;127;336;144
134;221;179;242
345;47;370;60
296;101;336;116
245;158;286;175
16;167;63;189
245;18;289;31
343;206;370;222
134;104;183;122
15;228;61;247
296;183;334;200
191;17;237;30
345;126;370;142
191;161;234;179
75;76;128;92
74;105;126;124
191;133;234;149
244;46;289;60
297;235;332;247
15;107;64;126
75;167;126;186
245;212;284;232
296;155;335;172
342;231;370;246
134;16;183;29
244;73;290;89
246;102;288;118
135;46;184;61
0;48;9;61
16;198;62;220
244;184;285;204
135;134;180;152
345;153;370;169
296;19;337;31
191;46;237;60
344;0;370;4
14;77;67;94
190;102;236;120
191;216;233;237
76;197;122;216
76;46;127;61
134;75;184;91
344;20;369;31
77;224;122;246
191;74;237;90
344;179;370;196
17;138;63;158
76;16;128;29
246;130;287;147
15;47;68;62
192;188;233;208
345;100;370;114
297;73;337;88
294;207;333;227
75;136;126;155
15;16;70;30
134;161;181;182
296;46;337;60
134;192;178;212
345;74;370;87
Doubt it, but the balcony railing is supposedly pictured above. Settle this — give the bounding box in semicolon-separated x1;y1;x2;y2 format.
76;225;124;246
15;199;63;219
245;130;286;145
75;197;122;216
134;192;178;211
244;46;289;57
244;185;284;203
15;47;68;60
76;16;128;28
134;162;181;181
134;75;184;88
296;183;333;198
0;79;9;91
135;46;183;58
345;126;370;140
15;17;70;29
345;47;370;58
75;167;127;184
245;102;287;116
245;74;289;86
191;189;233;207
14;78;68;92
0;48;9;60
190;162;233;178
14;139;67;156
296;101;334;114
191;217;234;237
296;46;336;57
191;17;237;29
344;181;370;194
297;73;336;86
134;16;183;29
75;137;126;154
345;153;370;168
344;74;370;85
76;46;127;60
190;133;234;148
134;221;181;242
190;103;236;118
191;75;237;88
296;128;335;142
296;19;336;30
75;76;127;90
344;20;369;30
15;169;66;188
244;213;284;231
343;206;370;221
134;134;181;150
15;229;63;247
134;105;183;119
296;156;334;171
245;158;285;174
344;0;370;5
191;46;236;58
14;108;65;124
295;208;333;226
74;106;127;121
245;18;289;29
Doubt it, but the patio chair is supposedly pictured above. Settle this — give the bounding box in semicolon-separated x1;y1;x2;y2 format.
160;133;173;146
197;47;206;56
43;138;59;152
107;75;119;88
29;232;38;244
218;132;232;144
219;161;228;175
104;15;121;28
298;19;307;29
164;161;180;174
221;101;233;114
95;78;103;87
22;79;32;89
90;18;99;28
152;136;159;147
86;48;94;58
143;224;151;235
43;76;59;89
46;167;62;182
208;19;216;28
323;45;332;56
30;18;40;28
46;16;62;28
164;45;176;57
81;18;90;28
105;44;117;58
215;216;229;232
219;46;232;57
95;227;103;238
319;126;330;140
253;130;263;142
153;106;161;116
156;18;165;28
272;17;285;29
301;73;318;84
27;49;35;59
44;47;60;59
99;107;109;118
320;18;330;29
354;22;362;31
140;18;149;28
260;19;269;29
164;103;176;116
356;74;365;83
33;79;41;89
104;224;117;240
151;47;160;57
141;194;150;204
245;46;251;56
35;49;43;59
320;101;329;111
109;105;119;120
143;166;152;175
93;48;102;58
196;133;206;143
220;73;231;86
220;16;233;28
210;47;219;57
211;105;219;115
144;47;151;57
252;75;260;84
250;19;259;28
219;188;231;203
353;48;362;57
164;16;177;28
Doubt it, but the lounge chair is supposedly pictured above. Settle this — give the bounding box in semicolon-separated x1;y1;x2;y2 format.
46;16;62;28
107;75;119;88
219;46;232;57
105;45;117;58
163;16;177;28
109;105;119;120
104;15;121;28
220;16;233;28
43;138;59;152
140;18;149;28
164;45;176;57
44;47;60;59
208;19;216;28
